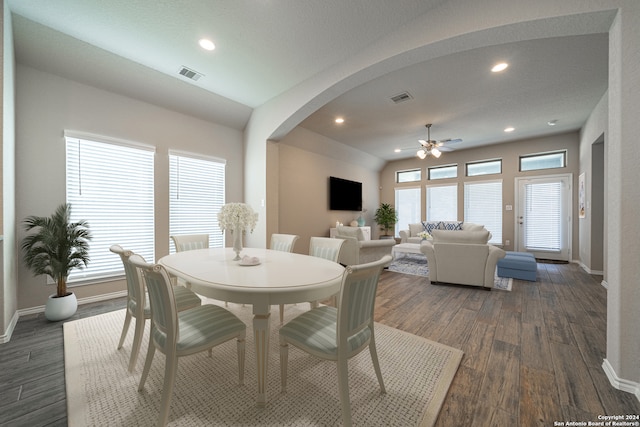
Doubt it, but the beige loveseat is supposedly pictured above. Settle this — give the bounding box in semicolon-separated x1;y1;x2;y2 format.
399;221;486;244
420;229;505;289
334;226;395;266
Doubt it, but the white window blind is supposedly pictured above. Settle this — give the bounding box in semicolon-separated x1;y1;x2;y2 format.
464;180;502;244
395;187;421;236
426;184;458;221
66;134;155;283
169;152;226;252
524;181;561;251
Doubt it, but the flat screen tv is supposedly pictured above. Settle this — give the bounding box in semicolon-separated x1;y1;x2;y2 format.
329;176;362;211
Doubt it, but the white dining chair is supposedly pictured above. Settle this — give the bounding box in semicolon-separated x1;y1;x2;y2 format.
309;236;346;308
279;255;391;427
270;234;300;323
130;254;246;427
109;245;202;372
170;234;213;294
170;234;209;252
309;236;345;263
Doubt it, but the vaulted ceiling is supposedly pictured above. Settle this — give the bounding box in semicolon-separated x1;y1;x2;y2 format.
9;0;610;161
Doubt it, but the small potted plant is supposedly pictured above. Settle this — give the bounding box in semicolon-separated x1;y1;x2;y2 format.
374;203;398;238
21;203;92;321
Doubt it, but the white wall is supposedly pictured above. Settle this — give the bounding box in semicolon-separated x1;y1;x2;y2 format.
579;92;608;275
277;127;383;254
1;0;18;339
15;65;244;310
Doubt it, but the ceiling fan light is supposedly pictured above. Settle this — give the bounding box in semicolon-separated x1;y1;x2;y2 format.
431;147;442;158
417;149;427;159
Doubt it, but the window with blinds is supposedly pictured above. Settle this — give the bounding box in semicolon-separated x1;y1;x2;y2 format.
524;181;561;251
464;180;502;244
169;151;226;252
426;184;458;221
394;187;421;236
65;133;155;283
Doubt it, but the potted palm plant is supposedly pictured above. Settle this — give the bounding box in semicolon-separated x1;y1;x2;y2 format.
374;203;398;238
22;203;92;321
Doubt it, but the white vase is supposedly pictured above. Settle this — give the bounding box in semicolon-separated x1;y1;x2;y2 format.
233;228;243;260
45;292;78;321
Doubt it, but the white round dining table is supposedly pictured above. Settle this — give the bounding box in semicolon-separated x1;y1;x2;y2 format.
158;247;345;406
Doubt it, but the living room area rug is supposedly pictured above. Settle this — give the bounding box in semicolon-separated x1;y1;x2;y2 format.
389;253;513;291
64;301;463;426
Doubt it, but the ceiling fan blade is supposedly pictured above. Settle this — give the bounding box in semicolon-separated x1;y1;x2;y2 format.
438;145;456;152
439;138;462;144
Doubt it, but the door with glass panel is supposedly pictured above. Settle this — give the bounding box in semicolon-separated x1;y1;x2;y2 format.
515;175;571;261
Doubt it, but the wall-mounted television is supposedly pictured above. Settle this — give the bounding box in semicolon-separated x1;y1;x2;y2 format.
329;176;362;211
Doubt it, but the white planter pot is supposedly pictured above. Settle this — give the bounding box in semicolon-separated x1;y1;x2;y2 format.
45;292;78;321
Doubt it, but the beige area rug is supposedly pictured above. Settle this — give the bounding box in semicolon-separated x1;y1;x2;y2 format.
64;301;463;427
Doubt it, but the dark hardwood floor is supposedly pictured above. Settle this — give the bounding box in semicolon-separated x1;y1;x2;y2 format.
1;262;638;426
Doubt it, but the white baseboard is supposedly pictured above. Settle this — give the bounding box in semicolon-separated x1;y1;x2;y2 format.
2;291;128;344
576;260;604;275
602;358;640;402
0;310;20;344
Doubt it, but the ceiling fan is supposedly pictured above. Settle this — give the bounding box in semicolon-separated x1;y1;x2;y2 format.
416;123;462;159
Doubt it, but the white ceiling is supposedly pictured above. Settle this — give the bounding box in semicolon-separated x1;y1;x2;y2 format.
8;0;609;161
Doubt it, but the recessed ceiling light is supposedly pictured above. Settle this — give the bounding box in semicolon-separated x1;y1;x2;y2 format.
491;62;509;72
198;38;215;51
547;119;558;126
504;127;515;133
335;117;345;124
394;148;401;153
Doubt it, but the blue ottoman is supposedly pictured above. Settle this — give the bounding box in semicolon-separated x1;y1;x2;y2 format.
497;251;537;281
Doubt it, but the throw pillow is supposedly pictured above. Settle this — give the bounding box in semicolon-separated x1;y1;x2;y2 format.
422;221;441;235
439;221;464;231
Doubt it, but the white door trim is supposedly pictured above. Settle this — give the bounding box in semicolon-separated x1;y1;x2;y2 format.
514;173;572;261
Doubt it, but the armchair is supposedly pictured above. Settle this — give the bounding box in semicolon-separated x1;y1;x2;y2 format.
420;229;505;289
334;226;395;266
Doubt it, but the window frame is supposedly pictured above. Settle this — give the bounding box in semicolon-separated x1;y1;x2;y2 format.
65;131;156;284
466;158;502;177
169;150;227;253
425;183;458;222
394;186;422;237
519;150;567;172
463;179;503;245
396;168;422;183
428;164;458;180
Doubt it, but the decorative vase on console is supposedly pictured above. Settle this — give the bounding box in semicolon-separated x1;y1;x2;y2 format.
357;215;365;227
218;202;259;261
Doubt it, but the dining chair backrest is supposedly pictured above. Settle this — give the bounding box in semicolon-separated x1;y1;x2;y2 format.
309;237;345;263
110;244;145;310
129;255;177;346
337;255;391;344
171;234;210;252
270;234;300;253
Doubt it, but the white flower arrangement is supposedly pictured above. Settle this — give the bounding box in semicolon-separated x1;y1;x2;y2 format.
418;231;432;240
217;203;258;233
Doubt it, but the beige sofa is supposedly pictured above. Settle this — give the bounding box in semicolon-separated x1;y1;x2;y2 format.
399;221;486;244
420;229;505;289
334;226;395;266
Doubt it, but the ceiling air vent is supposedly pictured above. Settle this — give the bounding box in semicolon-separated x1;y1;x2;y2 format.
178;66;203;81
390;91;413;104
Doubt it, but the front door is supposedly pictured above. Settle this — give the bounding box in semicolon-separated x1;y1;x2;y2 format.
515;174;572;261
